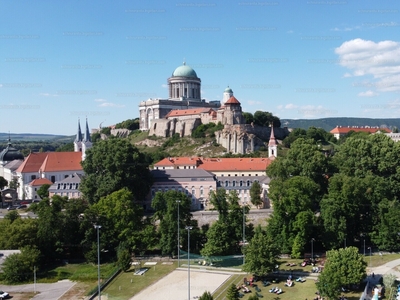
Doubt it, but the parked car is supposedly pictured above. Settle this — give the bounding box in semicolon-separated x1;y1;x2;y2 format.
0;290;9;299
6;206;16;210
17;205;27;209
20;201;30;205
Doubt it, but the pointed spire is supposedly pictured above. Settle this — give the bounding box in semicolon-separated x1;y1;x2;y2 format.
84;118;91;142
75;119;83;142
268;125;277;146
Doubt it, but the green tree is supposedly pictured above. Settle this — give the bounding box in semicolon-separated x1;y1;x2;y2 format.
2;246;41;283
209;188;229;221
151;190;192;256
117;245;132;272
249;181;262;208
80;137;153;204
316;247;367;299
226;283;239;300
56;142;74;152
248;295;259;300
37;184;51;199
242;112;254;124
90;188;144;253
4;210;20;223
253;111;281;127
243;225;278;275
199;291;213;300
0;218;38;249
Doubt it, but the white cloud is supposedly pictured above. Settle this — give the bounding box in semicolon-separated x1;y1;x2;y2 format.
358;90;379;97
98;102;125;108
247;100;262;105
331;25;361;32
94;98;106;102
335;38;400;92
285;103;298;109
39;93;59;97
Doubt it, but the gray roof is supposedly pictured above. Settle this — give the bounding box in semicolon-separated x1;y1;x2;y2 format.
151;169;215;182
0;139;24;162
3;159;24;172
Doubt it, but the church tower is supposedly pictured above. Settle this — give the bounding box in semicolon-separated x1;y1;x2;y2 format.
268;125;278;158
74;119;83;152
223;86;233;104
82;118;92;160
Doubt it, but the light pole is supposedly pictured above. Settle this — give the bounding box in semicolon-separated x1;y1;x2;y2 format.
94;225;102;300
186;226;193;300
368;247;372;267
242;201;246;266
176;200;181;267
311;238;315;260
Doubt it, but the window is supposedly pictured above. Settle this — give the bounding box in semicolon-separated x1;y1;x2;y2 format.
51;176;56;183
232;181;236;187
65;175;68;178
191;187;195;197
240;180;243;187
247;180;251;187
34;188;37;191
225;181;229;187
200;186;203;196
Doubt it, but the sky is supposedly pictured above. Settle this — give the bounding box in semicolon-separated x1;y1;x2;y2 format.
1;0;400;135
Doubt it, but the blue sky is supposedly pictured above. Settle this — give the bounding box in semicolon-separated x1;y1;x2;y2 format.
1;0;400;135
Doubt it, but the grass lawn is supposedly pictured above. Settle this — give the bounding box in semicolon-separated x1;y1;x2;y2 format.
101;262;177;299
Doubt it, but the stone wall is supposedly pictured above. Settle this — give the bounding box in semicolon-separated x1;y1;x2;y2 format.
192;209;272;227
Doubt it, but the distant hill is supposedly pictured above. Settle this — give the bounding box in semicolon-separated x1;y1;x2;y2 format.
280;118;400;132
0;133;73;142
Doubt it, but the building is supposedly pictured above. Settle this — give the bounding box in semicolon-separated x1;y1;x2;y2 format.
25;177;53;200
151;156;274;209
48;173;83;199
330;126;391;139
0;137;24;185
139;62;221;131
147;168;217;210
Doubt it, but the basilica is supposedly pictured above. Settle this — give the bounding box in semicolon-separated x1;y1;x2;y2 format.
138;63;289;154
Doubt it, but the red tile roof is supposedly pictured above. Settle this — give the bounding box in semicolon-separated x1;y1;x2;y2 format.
16;152;47;173
330;126;391;134
166;108;214;118
39;152;83;172
29;178;53;186
16;152;82;173
198;157;272;172
225;96;240;105
154;157;201;168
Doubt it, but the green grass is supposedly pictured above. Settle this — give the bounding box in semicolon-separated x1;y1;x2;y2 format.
101;262;177;299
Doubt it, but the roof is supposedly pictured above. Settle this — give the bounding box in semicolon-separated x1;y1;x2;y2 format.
268;127;277;146
0;139;24;162
154;157;201;168
151;168;215;181
225;96;240;105
3;159;24;172
198;157;272;172
16;152;82;173
39;152;83;172
330;126;391;134
29;178;53;186
172;63;198;78
16;152;48;173
224;86;233;93
166;108;213;118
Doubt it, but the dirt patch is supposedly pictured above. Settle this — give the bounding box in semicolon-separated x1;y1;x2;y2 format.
6;292;36;300
58;282;91;300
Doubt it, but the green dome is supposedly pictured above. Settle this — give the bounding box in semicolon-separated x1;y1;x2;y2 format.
224;86;233;93
172;63;198;78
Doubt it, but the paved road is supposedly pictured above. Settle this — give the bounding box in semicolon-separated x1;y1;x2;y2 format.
0;279;76;300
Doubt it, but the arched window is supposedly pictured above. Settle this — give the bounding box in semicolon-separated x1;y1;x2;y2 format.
247;180;251;187
225;181;229;187
200;186;204;196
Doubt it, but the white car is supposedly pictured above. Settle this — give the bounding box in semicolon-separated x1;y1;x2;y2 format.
0;290;9;299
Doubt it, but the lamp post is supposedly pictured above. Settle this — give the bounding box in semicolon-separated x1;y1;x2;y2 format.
368;247;372;267
311;238;315;260
242;200;246;266
186;226;193;300
94;225;102;300
176;200;181;267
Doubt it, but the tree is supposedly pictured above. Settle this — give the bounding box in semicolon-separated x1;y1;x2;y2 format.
2;246;40;283
209;188;229;221
253;111;281;127
199;291;213;300
117;245;132;272
37;184;50;199
151;190;192;256
226;283;239;300
248;295;260;300
90;188;144;253
242;112;254;124
243;225;279;275
0;176;8;189
316;247;367;299
383;273;397;296
80;137;153;204
249;181;262;208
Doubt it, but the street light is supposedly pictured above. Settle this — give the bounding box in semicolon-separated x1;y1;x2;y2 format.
311;238;315;260
186;226;193;300
368;247;372;267
94;225;102;300
176;200;181;267
242;200;246;266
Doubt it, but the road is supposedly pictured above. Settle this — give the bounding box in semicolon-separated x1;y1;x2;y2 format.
0;280;76;300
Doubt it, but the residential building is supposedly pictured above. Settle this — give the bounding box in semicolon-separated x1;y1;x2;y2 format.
330;126;391;139
26;177;53;200
48;173;83;199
